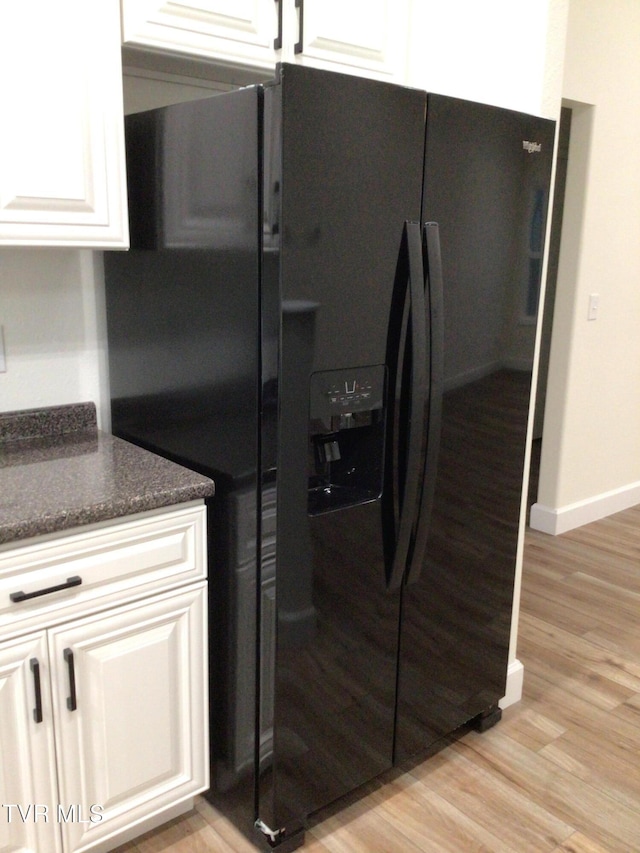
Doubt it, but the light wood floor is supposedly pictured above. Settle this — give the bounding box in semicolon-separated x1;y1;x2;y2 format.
117;502;640;852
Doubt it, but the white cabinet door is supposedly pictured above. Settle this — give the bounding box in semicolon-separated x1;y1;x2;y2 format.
121;0;279;72
121;0;411;84
282;0;411;82
48;584;208;853
0;633;61;853
0;0;128;247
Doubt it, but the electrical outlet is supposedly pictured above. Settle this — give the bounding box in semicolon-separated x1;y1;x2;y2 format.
0;325;6;372
588;293;599;321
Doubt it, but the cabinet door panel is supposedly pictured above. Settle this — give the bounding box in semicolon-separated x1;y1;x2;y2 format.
122;0;278;69
0;0;127;246
48;585;208;853
0;633;60;853
294;0;410;81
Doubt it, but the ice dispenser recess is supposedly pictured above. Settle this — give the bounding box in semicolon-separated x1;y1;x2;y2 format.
308;365;386;515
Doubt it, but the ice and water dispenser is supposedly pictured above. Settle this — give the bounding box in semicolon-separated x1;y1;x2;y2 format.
308;365;386;515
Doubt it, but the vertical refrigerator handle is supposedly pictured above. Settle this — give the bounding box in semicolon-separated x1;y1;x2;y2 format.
385;221;429;592
405;221;444;586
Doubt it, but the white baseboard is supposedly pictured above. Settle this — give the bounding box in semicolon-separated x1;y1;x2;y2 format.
500;659;524;710
530;479;640;535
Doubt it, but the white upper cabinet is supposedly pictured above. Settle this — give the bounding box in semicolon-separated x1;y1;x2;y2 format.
121;0;280;72
121;0;411;83
0;0;128;247
283;0;411;83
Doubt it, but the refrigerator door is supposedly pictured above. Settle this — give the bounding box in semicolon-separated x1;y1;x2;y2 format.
257;65;427;834
395;95;555;760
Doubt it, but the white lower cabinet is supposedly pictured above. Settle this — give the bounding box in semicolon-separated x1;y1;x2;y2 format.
55;584;207;853
0;585;207;853
0;505;209;853
0;633;61;853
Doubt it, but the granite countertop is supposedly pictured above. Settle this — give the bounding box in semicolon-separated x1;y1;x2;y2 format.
0;402;215;547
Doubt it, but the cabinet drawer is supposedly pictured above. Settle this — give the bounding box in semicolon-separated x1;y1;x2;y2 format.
0;503;207;639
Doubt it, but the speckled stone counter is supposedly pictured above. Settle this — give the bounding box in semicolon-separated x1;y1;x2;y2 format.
0;402;215;546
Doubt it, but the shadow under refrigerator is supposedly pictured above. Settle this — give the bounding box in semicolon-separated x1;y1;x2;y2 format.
105;64;554;850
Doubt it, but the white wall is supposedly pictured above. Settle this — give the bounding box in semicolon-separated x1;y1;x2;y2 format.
532;0;640;534
0;250;110;428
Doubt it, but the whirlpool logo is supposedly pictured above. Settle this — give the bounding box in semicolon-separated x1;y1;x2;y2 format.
523;140;542;153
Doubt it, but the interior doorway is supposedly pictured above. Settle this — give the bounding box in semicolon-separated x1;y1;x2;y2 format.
528;106;573;506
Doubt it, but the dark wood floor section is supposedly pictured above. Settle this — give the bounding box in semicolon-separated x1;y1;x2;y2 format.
117;503;640;852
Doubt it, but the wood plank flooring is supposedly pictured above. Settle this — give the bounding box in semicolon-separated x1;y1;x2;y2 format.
115;502;640;852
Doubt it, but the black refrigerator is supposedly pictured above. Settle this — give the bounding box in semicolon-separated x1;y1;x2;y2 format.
105;63;554;850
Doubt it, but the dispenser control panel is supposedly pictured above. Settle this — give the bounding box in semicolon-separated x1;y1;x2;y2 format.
308;364;386;514
309;365;385;428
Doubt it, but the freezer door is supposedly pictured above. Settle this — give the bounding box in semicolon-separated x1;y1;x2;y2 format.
104;87;265;844
395;95;555;760
257;64;427;835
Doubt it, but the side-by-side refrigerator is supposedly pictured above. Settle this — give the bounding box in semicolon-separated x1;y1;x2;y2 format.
105;64;554;851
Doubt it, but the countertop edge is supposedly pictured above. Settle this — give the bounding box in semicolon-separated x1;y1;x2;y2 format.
0;486;214;547
0;404;215;547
